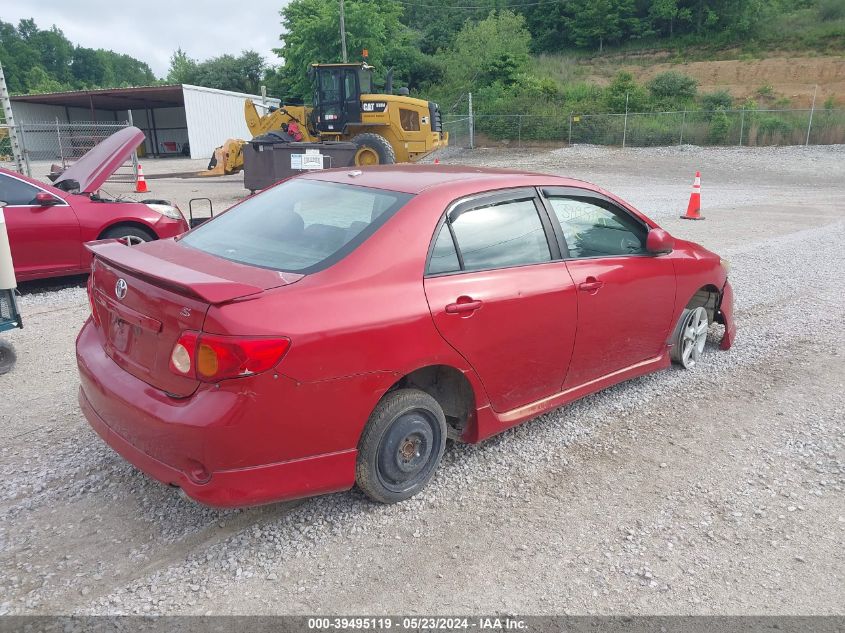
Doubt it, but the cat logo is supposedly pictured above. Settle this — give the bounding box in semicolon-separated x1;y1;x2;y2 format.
361;101;388;113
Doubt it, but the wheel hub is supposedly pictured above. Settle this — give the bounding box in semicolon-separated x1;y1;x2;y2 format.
355;147;379;166
399;437;420;462
680;306;709;369
376;409;439;492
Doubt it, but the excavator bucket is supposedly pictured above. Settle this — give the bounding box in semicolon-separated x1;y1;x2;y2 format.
198;146;228;177
197;140;245;177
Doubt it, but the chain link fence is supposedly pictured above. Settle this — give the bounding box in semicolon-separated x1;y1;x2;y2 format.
0;106;13;164
0;127;11;164
1;120;135;180
19;120;130;164
445;108;845;149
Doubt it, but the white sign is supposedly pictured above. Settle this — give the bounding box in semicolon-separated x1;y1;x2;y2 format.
291;150;325;170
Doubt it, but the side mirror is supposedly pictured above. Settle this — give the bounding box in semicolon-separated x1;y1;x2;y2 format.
35;192;60;207
646;228;674;254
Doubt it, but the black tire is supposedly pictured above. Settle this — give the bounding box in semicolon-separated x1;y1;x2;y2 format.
356;388;447;504
351;133;396;166
670;306;709;369
0;340;16;376
101;225;155;246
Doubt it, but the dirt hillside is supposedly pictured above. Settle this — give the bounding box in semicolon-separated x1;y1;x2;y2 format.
587;55;845;107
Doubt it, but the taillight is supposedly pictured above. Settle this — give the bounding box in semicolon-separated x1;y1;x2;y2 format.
87;274;100;326
169;331;290;382
169;331;198;375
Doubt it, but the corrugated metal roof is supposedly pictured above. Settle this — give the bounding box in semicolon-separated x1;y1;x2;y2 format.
11;85;185;110
11;84;281;112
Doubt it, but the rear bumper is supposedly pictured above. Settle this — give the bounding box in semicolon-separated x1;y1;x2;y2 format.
76;319;356;507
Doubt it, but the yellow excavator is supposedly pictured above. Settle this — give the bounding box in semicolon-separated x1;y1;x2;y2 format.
202;62;448;175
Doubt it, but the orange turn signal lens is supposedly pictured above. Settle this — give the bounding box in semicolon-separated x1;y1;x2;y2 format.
197;343;219;378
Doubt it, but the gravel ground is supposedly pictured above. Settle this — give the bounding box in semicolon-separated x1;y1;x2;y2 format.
1;144;843;616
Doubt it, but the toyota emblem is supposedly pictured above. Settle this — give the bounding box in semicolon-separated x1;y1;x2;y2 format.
115;278;128;300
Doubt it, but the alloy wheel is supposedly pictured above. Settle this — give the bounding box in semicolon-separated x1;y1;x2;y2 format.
679;306;709;369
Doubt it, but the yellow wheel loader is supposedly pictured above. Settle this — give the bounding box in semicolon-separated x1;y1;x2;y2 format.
201;62;448;176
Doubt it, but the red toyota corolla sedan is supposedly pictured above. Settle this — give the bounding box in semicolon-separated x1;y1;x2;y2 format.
76;165;736;507
1;126;187;282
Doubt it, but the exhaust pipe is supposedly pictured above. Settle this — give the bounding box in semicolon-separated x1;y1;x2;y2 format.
385;68;394;95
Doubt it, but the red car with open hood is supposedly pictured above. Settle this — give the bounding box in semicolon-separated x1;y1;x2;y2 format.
0;126;187;282
76;165;736;507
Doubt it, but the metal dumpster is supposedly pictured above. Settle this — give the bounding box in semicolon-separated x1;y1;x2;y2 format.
242;141;358;193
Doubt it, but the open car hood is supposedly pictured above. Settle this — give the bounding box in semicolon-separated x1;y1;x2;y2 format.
53;126;145;194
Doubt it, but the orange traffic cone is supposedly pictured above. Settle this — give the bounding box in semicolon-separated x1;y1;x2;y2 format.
135;164;149;194
680;171;703;220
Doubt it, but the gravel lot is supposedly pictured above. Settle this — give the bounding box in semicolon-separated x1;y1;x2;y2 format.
1;144;843;616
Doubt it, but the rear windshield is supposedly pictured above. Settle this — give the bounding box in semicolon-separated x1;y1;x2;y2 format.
181;179;412;273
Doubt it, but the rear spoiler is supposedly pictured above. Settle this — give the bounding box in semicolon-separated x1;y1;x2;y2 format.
85;240;265;304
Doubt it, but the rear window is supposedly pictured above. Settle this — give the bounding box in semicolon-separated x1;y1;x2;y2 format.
181;179;412;273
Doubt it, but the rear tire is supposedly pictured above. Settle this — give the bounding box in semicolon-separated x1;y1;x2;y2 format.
0;340;16;375
351;133;396;166
356;388;447;504
101;225;155;246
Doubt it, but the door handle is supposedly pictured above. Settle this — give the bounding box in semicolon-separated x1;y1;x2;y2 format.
578;277;604;293
445;298;483;314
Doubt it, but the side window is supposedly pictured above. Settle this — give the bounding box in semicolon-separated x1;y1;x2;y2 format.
450;198;551;272
548;197;647;258
0;175;40;206
427;224;460;275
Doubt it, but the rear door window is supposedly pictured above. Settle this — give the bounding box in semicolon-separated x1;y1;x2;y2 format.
181;179;412;273
447;198;551;273
427;224;460;275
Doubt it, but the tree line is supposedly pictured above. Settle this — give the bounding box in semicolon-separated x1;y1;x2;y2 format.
2;0;840;109
0;19;155;94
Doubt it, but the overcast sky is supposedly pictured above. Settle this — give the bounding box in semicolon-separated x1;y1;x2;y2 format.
6;0;291;78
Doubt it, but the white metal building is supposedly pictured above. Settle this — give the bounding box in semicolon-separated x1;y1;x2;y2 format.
10;84;280;160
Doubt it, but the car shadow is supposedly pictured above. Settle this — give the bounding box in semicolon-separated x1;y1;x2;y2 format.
16;273;87;296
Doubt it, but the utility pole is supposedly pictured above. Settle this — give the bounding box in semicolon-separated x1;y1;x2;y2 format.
0;62;26;175
339;0;348;63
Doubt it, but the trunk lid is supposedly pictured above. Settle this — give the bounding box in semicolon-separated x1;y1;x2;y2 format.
87;239;301;396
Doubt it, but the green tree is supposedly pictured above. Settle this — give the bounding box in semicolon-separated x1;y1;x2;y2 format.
71;46;108;87
166;48;197;84
400;0;496;54
604;71;649;111
519;1;571;53
28;25;73;84
647;70;698;108
190;51;265;93
24;65;65;94
275;0;411;100
700;89;734;110
566;0;637;52
438;10;532;98
648;0;692;37
0;18;154;93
